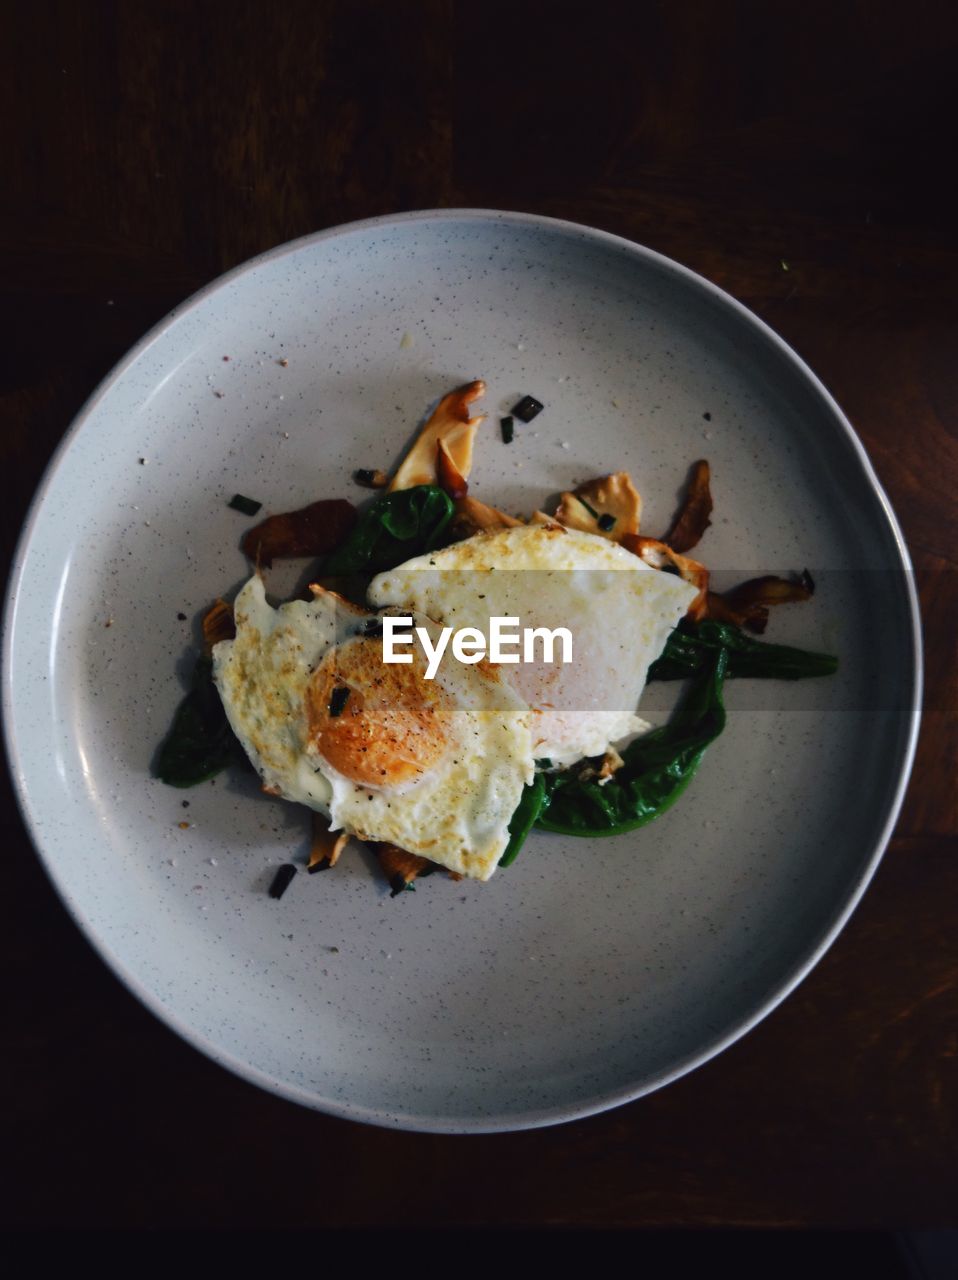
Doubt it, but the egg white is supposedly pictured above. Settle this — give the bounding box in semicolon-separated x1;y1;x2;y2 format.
212;574;534;880
369;524;699;767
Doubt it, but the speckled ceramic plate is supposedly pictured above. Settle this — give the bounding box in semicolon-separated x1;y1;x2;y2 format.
4;211;921;1131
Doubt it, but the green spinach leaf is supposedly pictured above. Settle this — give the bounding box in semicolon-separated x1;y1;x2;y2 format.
321;485;455;576
154;656;240;787
535;648;728;837
499;774;550;867
650;619;838;682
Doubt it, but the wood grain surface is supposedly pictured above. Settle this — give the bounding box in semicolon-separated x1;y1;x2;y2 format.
2;0;956;1230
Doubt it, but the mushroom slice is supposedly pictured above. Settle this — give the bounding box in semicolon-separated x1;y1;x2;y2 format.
528;511;564;529
577;746;625;786
449;495;524;540
307;812;350;872
436;438;469;499
664;459;713;553
555;472;642;541
621;534;710;621
202;598;236;654
707;571;815;634
388;380;486;492
376;843;436;896
306;581;371;617
241;498;357;569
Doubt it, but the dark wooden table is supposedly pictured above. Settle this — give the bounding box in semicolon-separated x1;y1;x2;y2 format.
3;1;956;1232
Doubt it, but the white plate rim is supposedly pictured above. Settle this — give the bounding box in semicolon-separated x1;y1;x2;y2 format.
2;208;923;1132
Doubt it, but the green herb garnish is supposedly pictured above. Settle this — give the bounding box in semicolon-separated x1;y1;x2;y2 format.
597;513;616;532
512;395;544;423
228;494;262;516
500;416;515;444
576;494;600;519
269;864;297;899
328;686;350;717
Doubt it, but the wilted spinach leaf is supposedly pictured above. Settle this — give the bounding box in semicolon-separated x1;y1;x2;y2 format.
535;648;728;837
321;485;454;576
650;619;838;682
154;656;240;787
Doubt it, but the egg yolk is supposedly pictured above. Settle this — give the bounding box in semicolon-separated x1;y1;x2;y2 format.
306;636;452;788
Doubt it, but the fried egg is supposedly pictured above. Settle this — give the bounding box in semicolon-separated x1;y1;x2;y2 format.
369;524;699;767
212;574;533;880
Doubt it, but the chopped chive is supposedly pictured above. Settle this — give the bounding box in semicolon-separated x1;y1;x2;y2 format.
228;494;262;516
500;416;515;444
576;494;600;519
511;395;544;423
598;513;617;532
328;686;351;717
361;619;384;638
268;863;297;899
307;855;331;874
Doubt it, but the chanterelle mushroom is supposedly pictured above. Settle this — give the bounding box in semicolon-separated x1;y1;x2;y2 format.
388;380;486;492
554;472;642;541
